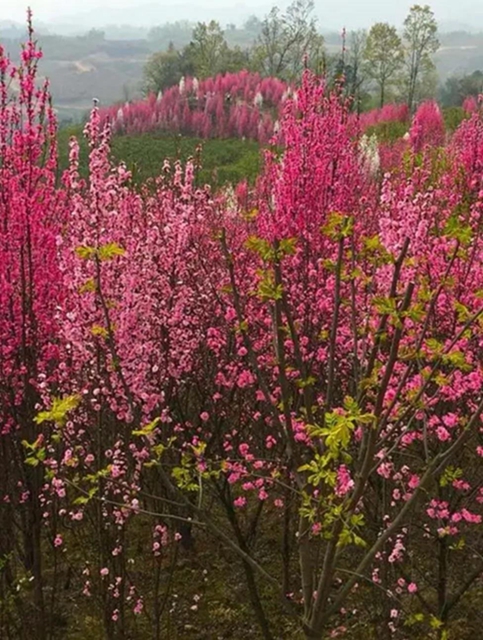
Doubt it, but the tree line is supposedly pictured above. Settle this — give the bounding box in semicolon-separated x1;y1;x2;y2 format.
144;2;440;112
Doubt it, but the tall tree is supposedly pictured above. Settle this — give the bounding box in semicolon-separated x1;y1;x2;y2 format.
252;0;324;81
185;20;229;78
363;23;404;107
143;42;192;93
346;30;368;111
403;4;439;112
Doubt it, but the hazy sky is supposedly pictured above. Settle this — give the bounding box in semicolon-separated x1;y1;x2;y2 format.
2;0;483;30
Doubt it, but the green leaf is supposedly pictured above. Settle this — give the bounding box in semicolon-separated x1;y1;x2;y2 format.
91;325;109;338
364;235;383;252
454;300;471;322
278;238;297;257
257;281;283;300
78;278;96;294
245;236;274;261
442;349;471;370
320;414;355;454
98;242;126;261
439;466;463;487
429;616;443;629
132;417;161;437
373;296;397;315
443;215;472;245
296;376;317;389
404;302;426;322
242;208;259;221
172;465;199;492
35;395;81;427
426;337;443;355
76;243;126;262
321;212;353;239
75;245;96;260
449;537;466;551
352;534;367;548
255;269;283;301
404;612;425;627
73;486;98;506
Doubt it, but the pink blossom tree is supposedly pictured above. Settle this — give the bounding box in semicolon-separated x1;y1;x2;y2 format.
2;21;483;640
0;13;66;638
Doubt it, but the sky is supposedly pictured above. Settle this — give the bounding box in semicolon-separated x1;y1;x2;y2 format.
2;0;483;31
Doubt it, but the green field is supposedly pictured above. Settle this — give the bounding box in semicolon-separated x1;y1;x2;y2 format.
57;127;262;188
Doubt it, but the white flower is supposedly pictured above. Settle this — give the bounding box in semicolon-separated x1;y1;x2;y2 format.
359;133;380;177
253;91;263;108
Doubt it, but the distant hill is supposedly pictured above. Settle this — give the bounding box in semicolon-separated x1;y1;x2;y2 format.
437;32;483;78
3;19;483;124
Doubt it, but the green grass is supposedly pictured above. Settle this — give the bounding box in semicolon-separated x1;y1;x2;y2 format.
57;127;262;188
442;106;468;133
364;120;409;143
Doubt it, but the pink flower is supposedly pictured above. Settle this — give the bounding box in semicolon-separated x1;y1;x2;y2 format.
234;496;246;508
407;582;418;594
335;465;354;497
265;435;277;449
133;599;143;615
239;443;250;457
408;474;420;490
376;462;393;479
442;413;458;428
152;541;161;554
436;426;451;442
461;509;482;524
53;534;63;548
452;479;470;491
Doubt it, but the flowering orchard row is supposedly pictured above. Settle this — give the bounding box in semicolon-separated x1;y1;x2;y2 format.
2;23;483;640
100;71;288;143
98;71;421;145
